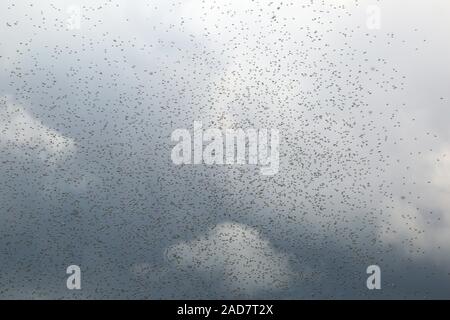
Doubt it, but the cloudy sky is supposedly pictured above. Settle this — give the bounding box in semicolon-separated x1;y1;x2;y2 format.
1;0;450;299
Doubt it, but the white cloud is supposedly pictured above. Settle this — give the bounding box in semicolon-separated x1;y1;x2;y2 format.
379;145;450;262
0;95;75;159
166;222;294;295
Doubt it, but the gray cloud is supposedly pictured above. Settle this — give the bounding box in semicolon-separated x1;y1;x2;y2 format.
1;0;450;299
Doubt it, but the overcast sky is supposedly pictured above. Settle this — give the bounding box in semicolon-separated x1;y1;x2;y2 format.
1;0;450;299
